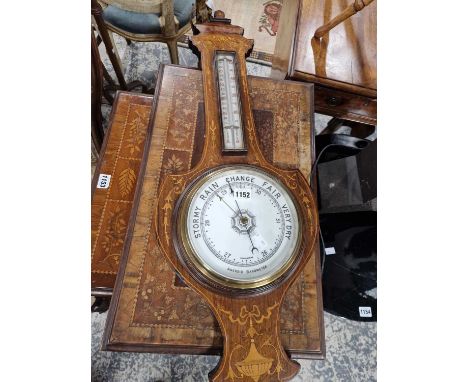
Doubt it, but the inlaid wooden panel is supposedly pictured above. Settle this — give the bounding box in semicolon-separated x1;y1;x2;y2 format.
99;65;324;358
91;92;153;292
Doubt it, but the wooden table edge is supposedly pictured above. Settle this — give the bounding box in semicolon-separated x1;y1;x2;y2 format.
99;67;326;360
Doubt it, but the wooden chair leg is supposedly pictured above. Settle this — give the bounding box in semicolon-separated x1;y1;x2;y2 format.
91;0;128;89
91;117;104;154
91;28;105;152
107;31;126;76
167;39;179;65
314;0;375;39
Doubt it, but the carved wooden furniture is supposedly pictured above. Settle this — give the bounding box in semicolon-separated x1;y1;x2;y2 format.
92;0;127;90
314;0;375;38
97;0;196;65
271;0;377;127
151;20;320;379
98;66;325;361
92;0;148;93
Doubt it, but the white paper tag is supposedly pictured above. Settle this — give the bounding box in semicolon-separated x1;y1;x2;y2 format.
359;306;372;317
325;247;336;255
97;174;111;189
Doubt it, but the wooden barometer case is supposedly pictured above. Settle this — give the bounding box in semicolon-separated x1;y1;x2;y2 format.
155;21;319;382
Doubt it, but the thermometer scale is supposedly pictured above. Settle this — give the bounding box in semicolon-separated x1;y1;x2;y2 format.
215;52;246;152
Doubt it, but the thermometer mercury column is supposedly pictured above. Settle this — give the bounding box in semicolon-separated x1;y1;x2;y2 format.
215;52;246;152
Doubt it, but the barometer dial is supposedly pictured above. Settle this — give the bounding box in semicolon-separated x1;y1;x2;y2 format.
215;52;246;151
178;166;301;289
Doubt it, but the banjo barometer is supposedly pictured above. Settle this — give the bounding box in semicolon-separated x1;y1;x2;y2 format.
156;19;319;382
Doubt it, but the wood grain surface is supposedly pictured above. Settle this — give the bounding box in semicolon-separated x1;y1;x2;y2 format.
292;0;377;97
154;31;320;381
92;91;154;294
100;66;324;361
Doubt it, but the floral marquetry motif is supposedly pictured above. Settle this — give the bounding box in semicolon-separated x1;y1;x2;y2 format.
100;206;127;268
118;166;136;198
125;110;148;155
152;23;321;382
219;303;282;382
162;154;184;175
91;93;153;289
100;66;323;361
191;33;254;57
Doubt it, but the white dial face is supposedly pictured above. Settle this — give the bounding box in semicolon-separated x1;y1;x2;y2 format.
216;52;245;151
181;166;301;287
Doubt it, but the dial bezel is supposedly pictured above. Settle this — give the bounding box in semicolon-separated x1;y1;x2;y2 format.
173;164;304;294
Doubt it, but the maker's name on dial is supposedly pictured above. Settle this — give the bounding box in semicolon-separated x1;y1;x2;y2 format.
226;264;267;274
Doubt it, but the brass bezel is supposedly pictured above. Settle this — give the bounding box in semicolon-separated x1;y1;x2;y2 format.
174;164;303;291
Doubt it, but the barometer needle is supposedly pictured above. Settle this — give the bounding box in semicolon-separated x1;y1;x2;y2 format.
234;200;258;254
234;199;242;216
215;191;237;215
216;190;258;252
227;181;234;195
247;230;258;254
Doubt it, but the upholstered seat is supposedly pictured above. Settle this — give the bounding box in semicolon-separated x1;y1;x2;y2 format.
103;0;193;35
94;0;208;69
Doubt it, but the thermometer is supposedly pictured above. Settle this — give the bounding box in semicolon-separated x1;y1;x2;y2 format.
215;52;246;151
